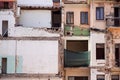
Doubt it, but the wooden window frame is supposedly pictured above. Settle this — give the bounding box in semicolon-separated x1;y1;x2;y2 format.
80;12;88;24
66;12;74;24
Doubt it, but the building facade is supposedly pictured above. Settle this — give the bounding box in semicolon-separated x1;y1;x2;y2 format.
0;0;120;80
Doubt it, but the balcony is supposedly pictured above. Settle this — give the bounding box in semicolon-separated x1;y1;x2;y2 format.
64;25;90;36
64;49;90;67
64;0;87;4
106;16;120;27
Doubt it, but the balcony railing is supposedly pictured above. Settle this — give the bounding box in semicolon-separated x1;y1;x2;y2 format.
106;16;120;27
64;25;90;36
64;49;90;67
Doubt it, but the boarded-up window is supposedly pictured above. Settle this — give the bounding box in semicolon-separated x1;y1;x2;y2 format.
96;7;104;20
97;75;105;80
112;75;119;80
66;12;74;24
80;12;88;24
68;76;88;80
96;43;105;59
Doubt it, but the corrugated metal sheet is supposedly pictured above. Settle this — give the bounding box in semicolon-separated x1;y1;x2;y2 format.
17;0;53;7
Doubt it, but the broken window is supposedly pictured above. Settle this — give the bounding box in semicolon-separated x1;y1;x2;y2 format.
2;58;7;74
96;7;104;20
52;11;61;27
2;20;8;37
96;43;105;59
114;7;120;26
115;44;120;67
97;75;105;80
66;12;74;24
68;76;88;80
4;2;9;9
80;12;88;24
112;75;119;80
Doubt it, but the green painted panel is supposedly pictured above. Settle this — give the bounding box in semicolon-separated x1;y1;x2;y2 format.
64;25;90;36
16;56;23;73
7;56;15;73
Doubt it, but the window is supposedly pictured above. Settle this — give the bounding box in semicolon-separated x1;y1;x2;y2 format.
96;7;104;20
66;12;74;24
4;2;9;9
96;43;105;59
115;44;120;67
80;12;88;24
53;0;60;2
97;75;105;80
68;76;88;80
112;75;119;80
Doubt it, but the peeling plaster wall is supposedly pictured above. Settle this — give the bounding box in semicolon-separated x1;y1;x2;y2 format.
0;40;59;74
90;32;105;67
64;4;90;28
90;2;114;29
9;27;60;37
0;10;15;36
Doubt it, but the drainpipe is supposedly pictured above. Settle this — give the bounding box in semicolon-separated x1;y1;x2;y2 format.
15;40;17;74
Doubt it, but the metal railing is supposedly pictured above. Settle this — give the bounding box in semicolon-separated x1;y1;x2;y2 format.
106;17;120;27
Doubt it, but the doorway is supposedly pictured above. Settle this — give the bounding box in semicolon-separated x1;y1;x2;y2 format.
2;20;8;37
2;58;7;74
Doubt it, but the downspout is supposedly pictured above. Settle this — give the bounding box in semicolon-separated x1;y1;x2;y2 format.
15;40;17;74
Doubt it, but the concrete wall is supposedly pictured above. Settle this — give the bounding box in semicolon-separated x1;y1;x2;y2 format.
90;32;105;67
18;10;51;28
17;0;53;7
90;2;114;29
64;4;90;28
0;40;59;74
0;10;15;36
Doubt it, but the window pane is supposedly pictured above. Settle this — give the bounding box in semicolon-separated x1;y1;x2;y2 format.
96;43;105;59
96;7;104;20
66;12;74;24
81;12;88;24
112;75;119;80
97;75;105;80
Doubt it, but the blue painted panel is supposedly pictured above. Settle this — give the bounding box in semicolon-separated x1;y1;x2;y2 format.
7;56;15;73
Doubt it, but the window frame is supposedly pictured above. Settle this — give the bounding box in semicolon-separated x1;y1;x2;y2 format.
66;12;74;24
80;12;88;24
96;7;104;20
97;75;105;80
96;43;105;59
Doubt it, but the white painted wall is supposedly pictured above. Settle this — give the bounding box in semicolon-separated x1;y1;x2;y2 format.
0;10;15;36
0;40;59;74
18;10;51;28
90;32;105;67
17;0;53;7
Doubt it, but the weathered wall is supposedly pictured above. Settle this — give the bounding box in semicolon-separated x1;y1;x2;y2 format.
0;10;15;36
17;0;53;7
65;68;90;80
90;32;105;67
90;2;114;29
64;4;90;28
0;40;59;74
18;10;51;28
